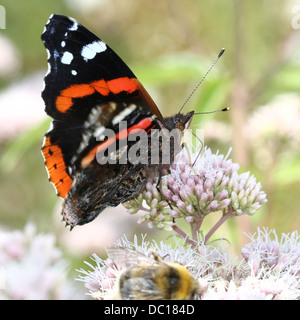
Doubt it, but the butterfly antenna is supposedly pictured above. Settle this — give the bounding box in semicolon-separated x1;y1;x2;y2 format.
194;107;230;115
179;48;225;114
191;107;230;166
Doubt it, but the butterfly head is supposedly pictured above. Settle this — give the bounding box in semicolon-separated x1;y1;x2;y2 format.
162;111;194;132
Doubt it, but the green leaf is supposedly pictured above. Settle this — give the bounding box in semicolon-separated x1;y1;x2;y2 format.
0;119;51;173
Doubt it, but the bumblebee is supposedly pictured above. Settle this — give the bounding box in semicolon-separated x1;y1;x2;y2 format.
107;247;199;300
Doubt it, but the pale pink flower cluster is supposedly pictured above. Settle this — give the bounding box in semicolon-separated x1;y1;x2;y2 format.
124;147;267;243
202;274;298;300
205;228;300;300
0;223;81;300
77;229;300;300
241;227;300;276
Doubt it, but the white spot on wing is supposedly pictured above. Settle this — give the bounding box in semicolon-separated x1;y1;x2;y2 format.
71;70;77;76
45;62;51;77
69;18;79;31
112;104;137;125
44;49;51;77
93;126;105;138
46;48;51;59
42;25;48;35
61;51;73;65
81;40;107;62
45;14;54;26
47;121;54;133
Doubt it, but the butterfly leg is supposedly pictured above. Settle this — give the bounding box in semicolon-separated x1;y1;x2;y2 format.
155;169;173;210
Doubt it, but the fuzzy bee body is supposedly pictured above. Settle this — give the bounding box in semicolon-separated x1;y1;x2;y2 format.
107;248;199;300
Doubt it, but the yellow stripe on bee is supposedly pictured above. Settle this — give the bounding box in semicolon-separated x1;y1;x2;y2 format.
167;263;196;300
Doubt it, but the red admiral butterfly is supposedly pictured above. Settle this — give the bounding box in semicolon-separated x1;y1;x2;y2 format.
41;14;194;229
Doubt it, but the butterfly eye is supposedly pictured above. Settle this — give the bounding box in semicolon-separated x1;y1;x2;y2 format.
176;121;185;131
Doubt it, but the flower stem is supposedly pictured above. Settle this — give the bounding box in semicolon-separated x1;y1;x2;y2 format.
204;207;235;244
172;225;197;248
191;215;204;241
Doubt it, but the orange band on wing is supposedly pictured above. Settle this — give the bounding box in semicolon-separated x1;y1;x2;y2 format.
56;84;96;113
42;136;73;199
81;136;116;169
107;77;138;95
62;83;95;98
56;96;73;113
91;79;110;96
116;117;153;140
56;77;139;113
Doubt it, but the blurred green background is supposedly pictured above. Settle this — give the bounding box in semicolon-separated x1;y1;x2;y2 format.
0;0;300;267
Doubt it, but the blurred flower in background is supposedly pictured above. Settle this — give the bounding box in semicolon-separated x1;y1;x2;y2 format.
245;94;300;170
0;35;21;78
0;73;45;139
0;223;83;300
58;205;155;256
64;0;106;14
